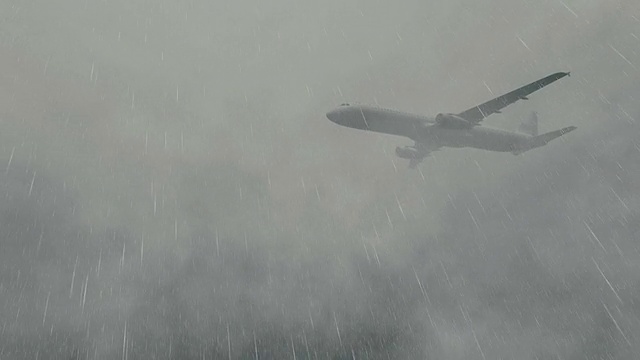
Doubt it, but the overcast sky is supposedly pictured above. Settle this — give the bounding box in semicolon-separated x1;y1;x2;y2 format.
1;0;639;358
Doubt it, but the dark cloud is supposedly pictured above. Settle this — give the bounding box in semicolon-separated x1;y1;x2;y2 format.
1;0;639;359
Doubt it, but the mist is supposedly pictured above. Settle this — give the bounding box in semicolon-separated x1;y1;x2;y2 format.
1;0;639;358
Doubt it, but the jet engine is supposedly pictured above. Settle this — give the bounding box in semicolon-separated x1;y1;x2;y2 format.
395;146;422;159
435;113;473;129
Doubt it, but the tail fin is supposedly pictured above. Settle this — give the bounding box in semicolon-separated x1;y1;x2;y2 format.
519;111;538;136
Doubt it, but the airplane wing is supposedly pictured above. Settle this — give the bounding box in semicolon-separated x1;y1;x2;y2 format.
408;142;439;168
395;141;439;169
456;72;570;124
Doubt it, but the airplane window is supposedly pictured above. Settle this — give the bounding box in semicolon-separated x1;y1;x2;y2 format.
340;103;350;106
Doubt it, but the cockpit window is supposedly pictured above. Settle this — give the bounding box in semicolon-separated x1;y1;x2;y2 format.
340;103;350;106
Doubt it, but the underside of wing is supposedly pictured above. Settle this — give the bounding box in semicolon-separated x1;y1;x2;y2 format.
456;72;570;124
408;158;421;169
395;141;440;169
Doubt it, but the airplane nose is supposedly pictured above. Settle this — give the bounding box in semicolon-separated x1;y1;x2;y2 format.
326;109;341;123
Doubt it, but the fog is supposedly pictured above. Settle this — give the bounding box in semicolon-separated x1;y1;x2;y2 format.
1;0;639;358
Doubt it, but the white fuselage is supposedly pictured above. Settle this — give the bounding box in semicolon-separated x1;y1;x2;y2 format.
326;104;531;153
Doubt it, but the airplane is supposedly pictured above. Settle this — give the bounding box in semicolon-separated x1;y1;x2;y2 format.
326;72;577;168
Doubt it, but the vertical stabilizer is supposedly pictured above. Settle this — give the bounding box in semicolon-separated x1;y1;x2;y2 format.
519;111;538;136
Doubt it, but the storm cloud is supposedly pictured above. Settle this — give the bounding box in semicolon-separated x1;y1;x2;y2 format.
1;0;639;358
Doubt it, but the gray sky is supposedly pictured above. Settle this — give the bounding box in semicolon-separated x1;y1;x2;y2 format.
1;0;639;358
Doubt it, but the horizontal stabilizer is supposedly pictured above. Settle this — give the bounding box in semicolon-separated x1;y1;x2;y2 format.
529;126;576;148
